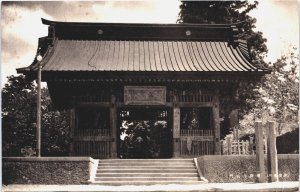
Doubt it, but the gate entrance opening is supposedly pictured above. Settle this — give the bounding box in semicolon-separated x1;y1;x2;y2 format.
118;107;172;159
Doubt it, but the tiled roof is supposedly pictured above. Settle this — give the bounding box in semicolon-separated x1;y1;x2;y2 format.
42;39;259;72
17;18;270;80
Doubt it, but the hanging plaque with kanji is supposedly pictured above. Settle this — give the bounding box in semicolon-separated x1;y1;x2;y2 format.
124;86;166;105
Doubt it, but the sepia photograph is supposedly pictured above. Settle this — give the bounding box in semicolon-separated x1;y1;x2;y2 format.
1;1;299;191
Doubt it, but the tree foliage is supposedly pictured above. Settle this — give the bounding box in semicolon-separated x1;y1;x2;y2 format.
2;75;37;156
178;1;267;66
178;1;298;139
240;50;299;135
2;75;70;156
120;120;168;158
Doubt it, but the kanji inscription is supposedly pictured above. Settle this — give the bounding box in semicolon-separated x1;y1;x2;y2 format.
124;86;166;105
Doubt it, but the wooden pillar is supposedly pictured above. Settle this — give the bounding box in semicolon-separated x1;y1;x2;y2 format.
213;91;221;155
267;121;278;182
173;95;180;157
110;94;117;158
69;108;75;156
255;121;266;182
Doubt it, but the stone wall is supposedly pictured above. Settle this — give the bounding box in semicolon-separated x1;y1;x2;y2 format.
2;157;95;185
197;154;299;183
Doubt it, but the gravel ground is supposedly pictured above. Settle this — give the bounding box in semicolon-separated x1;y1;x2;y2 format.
2;181;299;192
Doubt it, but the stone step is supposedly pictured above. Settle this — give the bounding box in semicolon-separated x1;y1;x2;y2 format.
90;180;207;185
97;169;197;173
100;159;193;162
96;173;199;177
98;165;195;169
95;177;200;181
93;158;203;185
98;162;193;165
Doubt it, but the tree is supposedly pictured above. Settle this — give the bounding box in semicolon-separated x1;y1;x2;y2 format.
40;88;70;156
240;50;299;135
177;1;298;139
120;120;167;158
2;75;37;156
2;75;70;156
178;1;269;135
178;1;268;67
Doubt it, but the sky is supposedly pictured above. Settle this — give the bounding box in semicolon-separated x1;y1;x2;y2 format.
1;0;299;86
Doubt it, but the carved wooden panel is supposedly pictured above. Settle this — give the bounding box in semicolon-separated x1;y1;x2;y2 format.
124;86;166;105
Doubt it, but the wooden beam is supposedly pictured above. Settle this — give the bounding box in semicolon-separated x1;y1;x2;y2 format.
116;102;213;108
180;136;214;141
76;102;110;107
117;102;172;107
179;102;213;107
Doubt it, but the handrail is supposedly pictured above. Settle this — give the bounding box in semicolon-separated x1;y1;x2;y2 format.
193;158;208;183
88;159;99;183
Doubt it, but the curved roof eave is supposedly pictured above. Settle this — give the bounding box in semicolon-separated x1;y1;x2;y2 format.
17;19;271;81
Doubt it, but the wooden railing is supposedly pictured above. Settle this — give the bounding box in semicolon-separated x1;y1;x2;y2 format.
73;141;111;158
73;128;112;158
179;129;214;156
180;129;213;136
168;91;213;103
75;129;110;137
178;94;213;103
180;139;214;156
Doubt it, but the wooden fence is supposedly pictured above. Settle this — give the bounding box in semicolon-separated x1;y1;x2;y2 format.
221;136;267;155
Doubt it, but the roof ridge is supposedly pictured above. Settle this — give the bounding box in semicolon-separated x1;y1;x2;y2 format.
41;18;235;28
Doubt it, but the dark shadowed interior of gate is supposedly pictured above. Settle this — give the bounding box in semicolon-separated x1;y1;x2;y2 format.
118;108;172;159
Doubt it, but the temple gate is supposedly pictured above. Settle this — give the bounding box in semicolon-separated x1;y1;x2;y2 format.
17;18;269;158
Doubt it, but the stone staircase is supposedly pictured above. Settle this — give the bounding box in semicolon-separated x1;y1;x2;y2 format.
90;159;207;185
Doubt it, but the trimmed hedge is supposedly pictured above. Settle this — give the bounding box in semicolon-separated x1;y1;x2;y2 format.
278;155;299;181
197;155;299;183
2;157;94;184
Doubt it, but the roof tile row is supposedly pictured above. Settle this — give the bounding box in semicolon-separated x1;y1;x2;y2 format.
42;40;259;72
